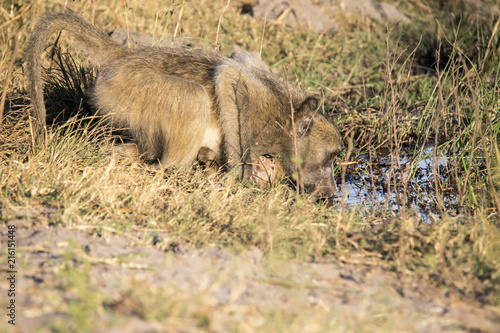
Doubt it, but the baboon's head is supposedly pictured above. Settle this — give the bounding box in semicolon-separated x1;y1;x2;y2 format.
288;98;343;197
251;154;284;187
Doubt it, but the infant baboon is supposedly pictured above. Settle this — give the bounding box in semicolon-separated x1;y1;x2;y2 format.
250;154;284;187
26;9;343;197
197;146;283;186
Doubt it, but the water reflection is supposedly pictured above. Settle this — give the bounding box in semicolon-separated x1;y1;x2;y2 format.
335;147;459;218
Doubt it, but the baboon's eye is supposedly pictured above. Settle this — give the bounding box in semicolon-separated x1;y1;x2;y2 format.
263;154;273;159
325;152;337;165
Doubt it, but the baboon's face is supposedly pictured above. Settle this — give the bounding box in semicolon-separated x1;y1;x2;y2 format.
251;154;283;187
293;112;343;197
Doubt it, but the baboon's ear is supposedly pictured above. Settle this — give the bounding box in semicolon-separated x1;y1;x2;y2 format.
304;97;319;111
296;115;314;137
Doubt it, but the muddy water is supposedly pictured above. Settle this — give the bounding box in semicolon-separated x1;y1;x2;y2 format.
337;147;459;218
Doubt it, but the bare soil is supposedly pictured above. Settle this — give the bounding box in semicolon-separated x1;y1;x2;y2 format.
2;209;499;332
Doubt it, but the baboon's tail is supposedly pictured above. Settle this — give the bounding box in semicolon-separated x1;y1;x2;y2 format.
26;9;128;143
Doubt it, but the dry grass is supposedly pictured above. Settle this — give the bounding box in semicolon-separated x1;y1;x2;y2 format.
1;0;500;332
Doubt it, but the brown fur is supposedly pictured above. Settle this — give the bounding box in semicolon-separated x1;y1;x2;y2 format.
197;146;220;176
26;9;343;197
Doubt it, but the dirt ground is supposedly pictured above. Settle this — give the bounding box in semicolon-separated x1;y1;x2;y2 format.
2;211;499;332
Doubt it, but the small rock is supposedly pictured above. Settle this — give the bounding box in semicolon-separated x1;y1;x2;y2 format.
334;0;410;23
109;28;206;49
249;0;338;33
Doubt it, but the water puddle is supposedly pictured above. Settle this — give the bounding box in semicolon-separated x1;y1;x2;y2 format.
336;147;460;218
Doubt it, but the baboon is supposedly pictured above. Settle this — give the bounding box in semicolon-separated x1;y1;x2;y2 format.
26;9;343;197
250;154;284;187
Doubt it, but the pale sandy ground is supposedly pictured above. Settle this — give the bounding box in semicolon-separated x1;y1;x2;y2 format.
1;216;499;333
